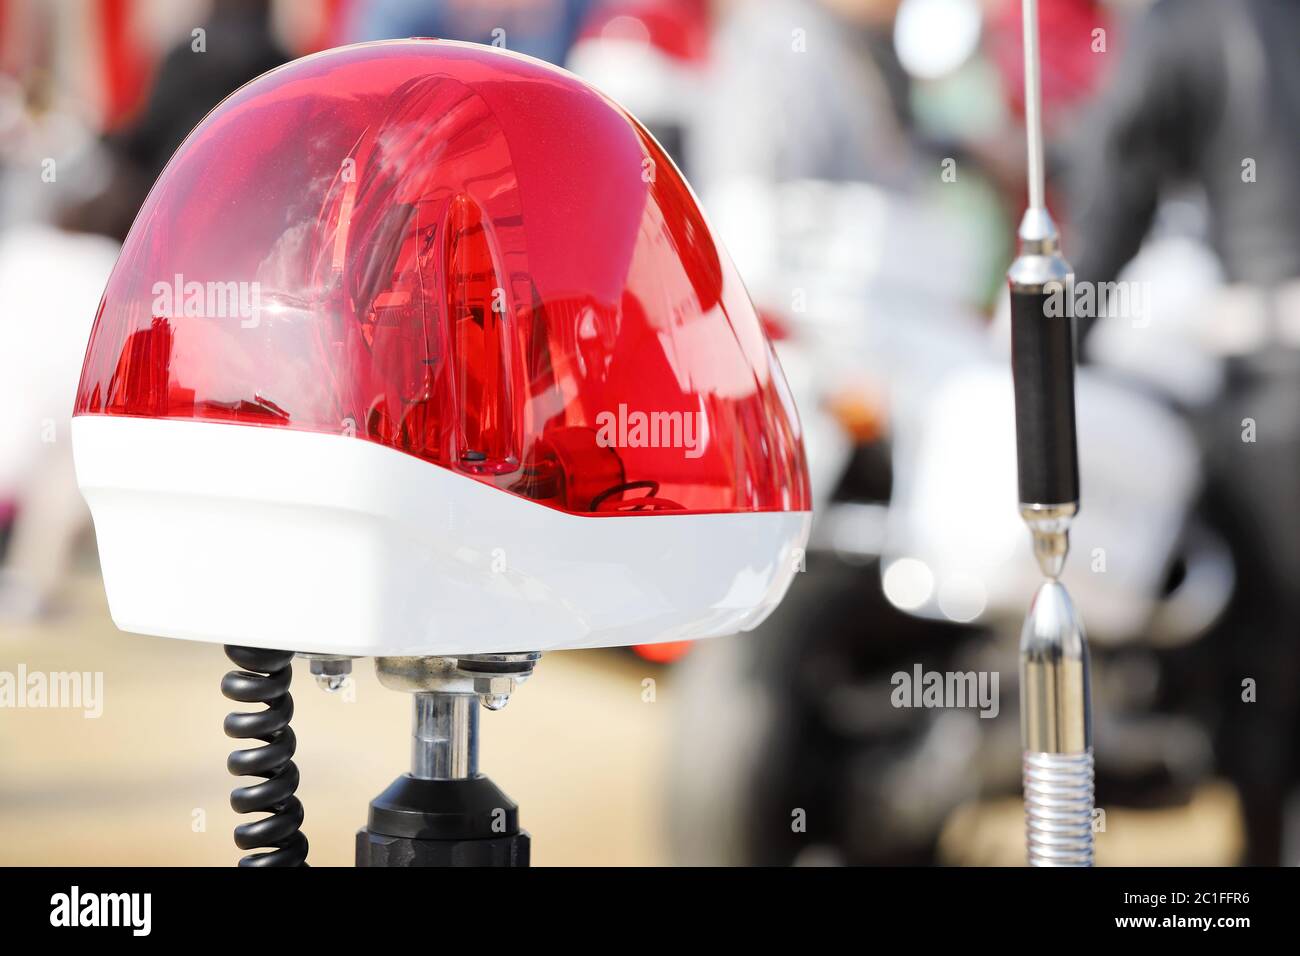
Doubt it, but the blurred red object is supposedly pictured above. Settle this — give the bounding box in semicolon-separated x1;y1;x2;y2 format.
987;0;1112;132
633;640;693;664
576;0;711;64
97;0;152;129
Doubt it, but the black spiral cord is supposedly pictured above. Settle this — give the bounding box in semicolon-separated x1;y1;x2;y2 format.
221;646;309;867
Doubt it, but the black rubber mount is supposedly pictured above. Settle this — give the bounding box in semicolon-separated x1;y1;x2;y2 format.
356;774;530;867
1009;285;1080;505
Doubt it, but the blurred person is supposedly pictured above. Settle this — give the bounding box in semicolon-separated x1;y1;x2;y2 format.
688;0;1013;308
0;220;117;620
0;0;289;619
668;0;1012;867
692;0;916;197
102;0;289;223
1067;0;1300;865
687;0;997;461
342;0;595;65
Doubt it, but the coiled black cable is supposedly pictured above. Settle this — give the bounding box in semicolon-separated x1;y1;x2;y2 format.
221;646;309;867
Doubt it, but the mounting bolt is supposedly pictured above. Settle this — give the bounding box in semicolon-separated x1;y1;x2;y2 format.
456;652;541;712
302;655;355;694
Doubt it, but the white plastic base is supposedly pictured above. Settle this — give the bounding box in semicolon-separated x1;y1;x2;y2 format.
72;417;810;656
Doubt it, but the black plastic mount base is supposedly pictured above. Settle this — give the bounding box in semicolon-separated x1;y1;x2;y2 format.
355;774;530;867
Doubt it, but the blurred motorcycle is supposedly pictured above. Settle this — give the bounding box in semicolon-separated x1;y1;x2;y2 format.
574;0;1254;865
666;178;1243;865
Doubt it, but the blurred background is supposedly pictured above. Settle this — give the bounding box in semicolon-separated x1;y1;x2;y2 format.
3;0;1300;866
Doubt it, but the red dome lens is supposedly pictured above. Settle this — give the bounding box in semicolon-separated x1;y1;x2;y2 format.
75;40;810;515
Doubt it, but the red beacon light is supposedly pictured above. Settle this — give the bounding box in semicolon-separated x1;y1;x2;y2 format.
71;39;811;658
